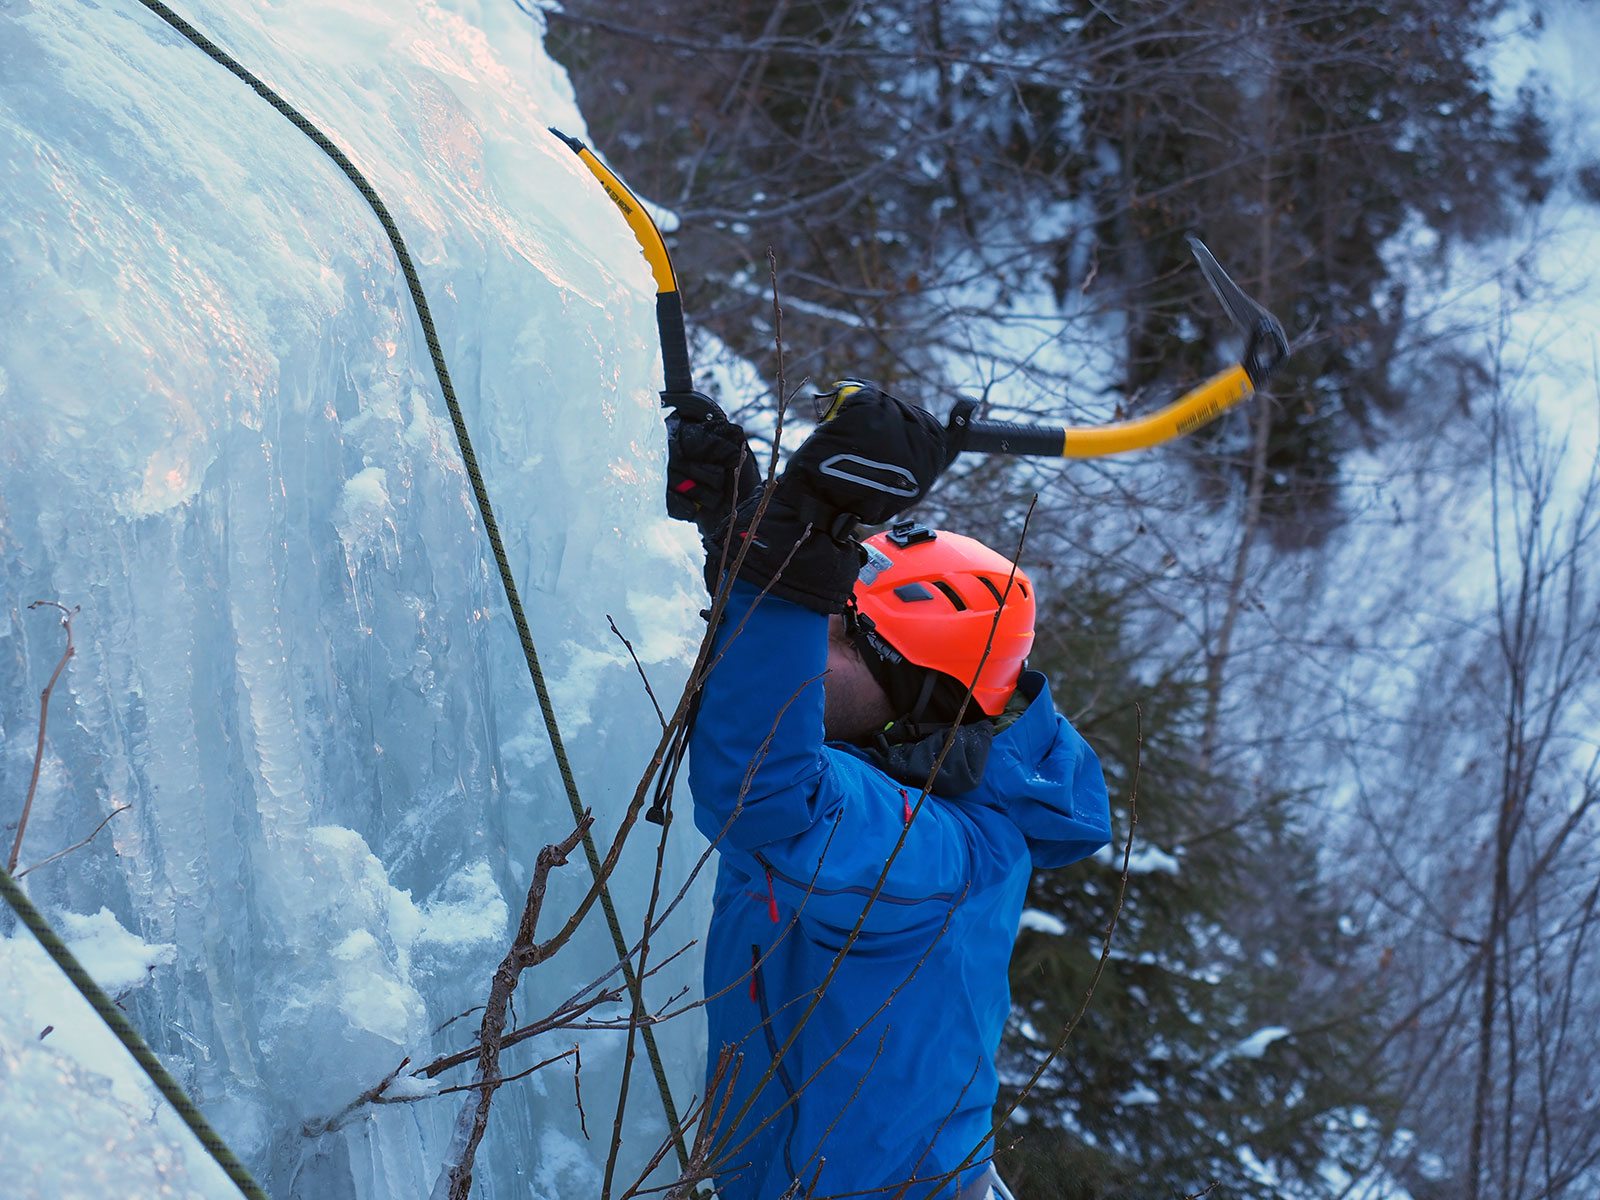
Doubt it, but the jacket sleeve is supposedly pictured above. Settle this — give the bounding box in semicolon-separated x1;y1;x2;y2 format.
688;582;1000;937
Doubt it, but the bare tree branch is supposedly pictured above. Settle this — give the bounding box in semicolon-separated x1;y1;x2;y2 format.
430;815;593;1200
9;601;78;874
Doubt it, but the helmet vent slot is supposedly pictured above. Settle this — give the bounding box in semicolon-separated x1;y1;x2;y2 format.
930;580;968;611
976;575;1007;606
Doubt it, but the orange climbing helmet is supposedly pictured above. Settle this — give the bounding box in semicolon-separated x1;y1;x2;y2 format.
850;522;1035;718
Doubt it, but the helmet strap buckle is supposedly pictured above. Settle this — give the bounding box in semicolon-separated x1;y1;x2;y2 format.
843;599;875;638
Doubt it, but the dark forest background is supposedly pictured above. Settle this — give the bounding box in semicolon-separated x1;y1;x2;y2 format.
545;3;1600;1197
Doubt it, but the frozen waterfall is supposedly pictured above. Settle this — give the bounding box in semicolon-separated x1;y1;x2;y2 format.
0;1;711;1196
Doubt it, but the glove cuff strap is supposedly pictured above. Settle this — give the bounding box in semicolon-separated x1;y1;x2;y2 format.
786;489;859;546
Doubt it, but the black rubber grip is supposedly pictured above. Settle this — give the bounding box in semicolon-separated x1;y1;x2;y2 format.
958;419;1064;457
657;291;693;394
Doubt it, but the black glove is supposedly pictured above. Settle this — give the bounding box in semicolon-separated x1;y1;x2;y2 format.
784;380;954;526
664;391;760;538
706;488;865;614
707;380;953;614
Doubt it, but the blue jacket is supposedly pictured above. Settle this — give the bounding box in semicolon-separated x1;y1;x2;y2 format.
689;582;1111;1200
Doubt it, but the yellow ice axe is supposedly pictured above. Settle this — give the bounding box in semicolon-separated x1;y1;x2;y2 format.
549;127;696;397
553;126;1289;457
939;237;1289;457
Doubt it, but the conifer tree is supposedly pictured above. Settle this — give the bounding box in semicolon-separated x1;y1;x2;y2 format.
996;581;1391;1198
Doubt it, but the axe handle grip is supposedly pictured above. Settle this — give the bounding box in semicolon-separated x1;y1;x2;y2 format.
956;419;1071;457
952;364;1254;459
656;292;693;395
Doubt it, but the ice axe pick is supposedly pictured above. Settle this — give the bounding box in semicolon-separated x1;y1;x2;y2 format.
935;237;1290;457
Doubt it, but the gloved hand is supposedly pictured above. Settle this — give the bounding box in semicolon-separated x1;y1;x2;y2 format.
664;391;760;539
706;486;865;613
784;381;953;526
709;380;954;614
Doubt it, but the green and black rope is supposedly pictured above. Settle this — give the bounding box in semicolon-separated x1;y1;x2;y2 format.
127;0;689;1170
0;864;271;1199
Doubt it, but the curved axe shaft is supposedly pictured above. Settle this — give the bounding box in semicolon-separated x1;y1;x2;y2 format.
950;237;1291;458
550;127;696;398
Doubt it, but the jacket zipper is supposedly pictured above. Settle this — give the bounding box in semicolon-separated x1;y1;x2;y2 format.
750;945;800;1181
764;866;780;923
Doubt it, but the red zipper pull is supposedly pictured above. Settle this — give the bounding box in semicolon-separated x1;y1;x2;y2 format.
764;867;780;924
901;787;912;825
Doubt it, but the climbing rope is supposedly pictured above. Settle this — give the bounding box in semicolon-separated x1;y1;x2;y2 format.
50;0;688;1174
0;863;271;1199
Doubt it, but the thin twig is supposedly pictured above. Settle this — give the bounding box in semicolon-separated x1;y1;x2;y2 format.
609;615;667;729
574;1042;590;1139
428;1046;578;1099
16;805;131;880
769;247;788;454
302;1057;413;1136
887;1063;985;1200
418;983;620;1078
9;602;78;873
316;1047;582;1122
432;1006;487;1037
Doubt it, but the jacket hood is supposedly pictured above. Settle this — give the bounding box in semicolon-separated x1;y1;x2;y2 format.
956;670;1111;869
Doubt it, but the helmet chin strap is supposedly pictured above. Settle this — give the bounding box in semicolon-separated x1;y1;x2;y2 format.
846;594;988;732
905;670;940;727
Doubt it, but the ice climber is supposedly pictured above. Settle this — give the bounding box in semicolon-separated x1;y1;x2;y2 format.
665;381;1113;1200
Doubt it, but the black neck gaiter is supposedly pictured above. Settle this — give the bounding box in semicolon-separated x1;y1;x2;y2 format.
857;717;995;796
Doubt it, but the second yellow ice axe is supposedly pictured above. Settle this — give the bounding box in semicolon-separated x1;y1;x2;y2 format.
937;237;1288;457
